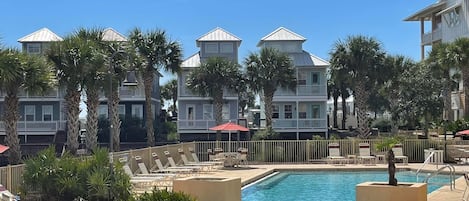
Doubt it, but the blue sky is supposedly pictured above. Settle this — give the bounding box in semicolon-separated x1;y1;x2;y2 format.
1;0;434;86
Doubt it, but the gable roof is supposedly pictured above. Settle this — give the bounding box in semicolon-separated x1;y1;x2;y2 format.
102;28;127;42
181;52;200;68
196;27;241;47
258;27;306;46
404;1;446;21
18;28;63;43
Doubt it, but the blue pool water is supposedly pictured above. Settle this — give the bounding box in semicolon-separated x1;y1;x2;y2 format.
242;171;451;201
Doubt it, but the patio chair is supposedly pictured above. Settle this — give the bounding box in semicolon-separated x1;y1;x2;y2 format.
391;144;408;165
357;143;376;165
327;143;346;165
150;153;195;174
208;148;224;162
134;156;179;177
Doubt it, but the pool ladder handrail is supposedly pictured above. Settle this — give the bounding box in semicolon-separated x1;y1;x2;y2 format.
423;163;456;190
416;151;435;181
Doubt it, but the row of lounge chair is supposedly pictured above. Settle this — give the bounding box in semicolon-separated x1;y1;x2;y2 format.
327;142;408;165
119;148;222;190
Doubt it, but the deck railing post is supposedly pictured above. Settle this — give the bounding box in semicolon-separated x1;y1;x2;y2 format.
306;139;310;162
262;140;265;162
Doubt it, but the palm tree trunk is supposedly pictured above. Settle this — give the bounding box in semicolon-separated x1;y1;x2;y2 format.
65;89;81;155
110;89;121;152
214;92;224;142
263;89;275;129
341;97;347;130
143;72;155;146
332;96;338;128
463;68;469;116
355;80;371;138
85;88;99;152
442;79;453;121
4;92;21;164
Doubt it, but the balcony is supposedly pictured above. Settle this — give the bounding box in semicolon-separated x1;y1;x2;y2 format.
272;119;327;130
119;87;145;99
0;88;62;99
0;121;66;134
274;85;327;96
178;119;238;130
422;28;442;45
179;87;237;97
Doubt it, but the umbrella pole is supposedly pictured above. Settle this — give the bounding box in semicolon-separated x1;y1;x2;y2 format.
229;131;231;152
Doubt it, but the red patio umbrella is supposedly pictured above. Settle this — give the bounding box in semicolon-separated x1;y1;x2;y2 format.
210;122;249;151
0;145;9;154
456;129;469;136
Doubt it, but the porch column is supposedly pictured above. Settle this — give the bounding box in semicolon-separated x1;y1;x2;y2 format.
420;18;425;60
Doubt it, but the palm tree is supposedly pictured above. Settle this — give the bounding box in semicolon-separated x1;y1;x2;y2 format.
381;55;415;134
427;43;454;121
447;38;469;116
161;78;178;113
244;47;296;129
47;35;87;154
330;35;386;138
327;79;340;128
186;57;242;141
129;28;182;147
75;28;106;152
0;49;54;164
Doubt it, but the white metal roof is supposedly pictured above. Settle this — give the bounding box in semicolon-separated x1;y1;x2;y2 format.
258;27;306;46
18;28;63;43
290;51;329;67
102;28;127;42
196;27;242;47
181;52;200;68
404;1;446;21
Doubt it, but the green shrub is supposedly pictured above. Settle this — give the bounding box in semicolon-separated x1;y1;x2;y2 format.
251;127;279;140
371;118;392;132
21;146;132;201
136;188;196;201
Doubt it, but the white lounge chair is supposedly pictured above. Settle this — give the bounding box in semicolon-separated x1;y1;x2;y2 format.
178;148;218;169
357;143;376;165
327;143;345;165
391;144;408;165
164;151;204;171
150;153;195;174
237;147;249;167
118;158;172;188
189;147;223;165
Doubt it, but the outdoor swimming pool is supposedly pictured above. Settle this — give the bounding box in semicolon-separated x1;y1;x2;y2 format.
241;171;451;201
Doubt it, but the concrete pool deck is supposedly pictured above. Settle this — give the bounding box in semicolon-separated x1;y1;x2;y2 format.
190;163;469;201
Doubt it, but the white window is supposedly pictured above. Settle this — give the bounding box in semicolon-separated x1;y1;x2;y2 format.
98;105;108;118
299;104;307;119
205;43;218;53
220;43;233;53
284;105;293;119
222;104;230;120
312;72;320;85
298;71;307;85
42;105;53;121
272;105;279;119
25;105;35;121
203;104;213;120
312;105;320;118
27;43;41;54
131;104;143;119
151;104;156;119
118;105;125;119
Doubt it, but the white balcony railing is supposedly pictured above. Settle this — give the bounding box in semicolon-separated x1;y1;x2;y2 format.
422;28;442;45
0;121;66;133
0;88;62;99
275;85;327;96
272;119;327;129
178;119;238;130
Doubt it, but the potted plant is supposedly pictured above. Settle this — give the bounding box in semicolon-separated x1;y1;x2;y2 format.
356;137;427;201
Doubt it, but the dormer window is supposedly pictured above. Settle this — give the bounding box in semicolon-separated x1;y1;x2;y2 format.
205;43;218;53
27;43;41;54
